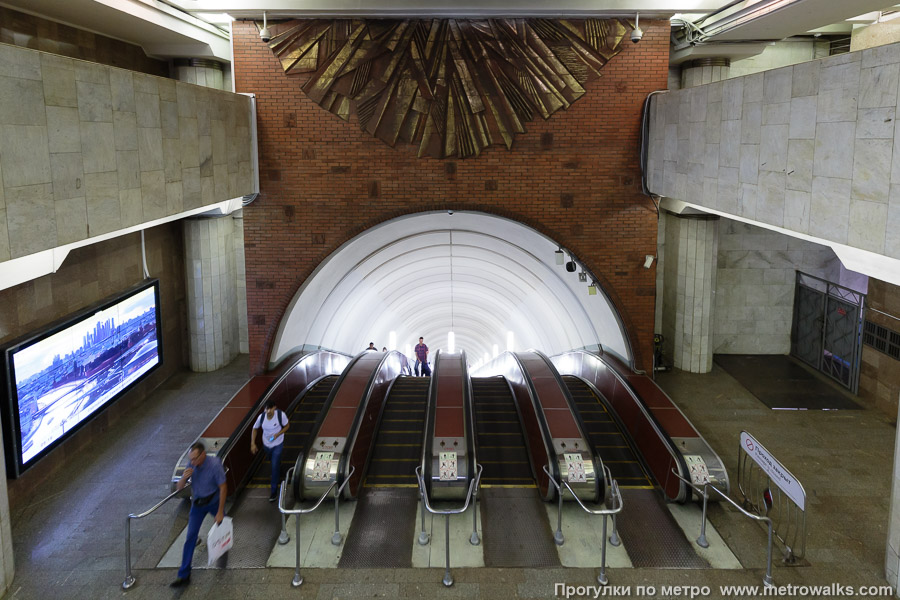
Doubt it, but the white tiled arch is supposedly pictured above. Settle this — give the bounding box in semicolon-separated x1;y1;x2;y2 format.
269;211;632;368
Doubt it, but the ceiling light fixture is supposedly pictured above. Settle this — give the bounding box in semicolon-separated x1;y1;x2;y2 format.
555;247;564;265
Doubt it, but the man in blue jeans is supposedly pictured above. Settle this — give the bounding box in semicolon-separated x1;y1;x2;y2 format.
250;400;290;501
171;441;227;587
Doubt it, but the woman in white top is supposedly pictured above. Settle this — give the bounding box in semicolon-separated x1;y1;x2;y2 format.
250;400;290;501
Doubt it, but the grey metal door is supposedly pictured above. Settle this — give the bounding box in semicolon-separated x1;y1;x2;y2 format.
790;272;865;393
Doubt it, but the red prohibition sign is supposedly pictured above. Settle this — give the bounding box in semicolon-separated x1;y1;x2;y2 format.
745;438;755;452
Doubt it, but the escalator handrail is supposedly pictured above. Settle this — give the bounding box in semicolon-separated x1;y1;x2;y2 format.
419;350;477;499
504;351;560;500
300;349;383;469
530;349;605;504
333;351;410;497
213;350;351;493
419;349;442;492
553;350;692;502
460;350;477;491
218;350;351;460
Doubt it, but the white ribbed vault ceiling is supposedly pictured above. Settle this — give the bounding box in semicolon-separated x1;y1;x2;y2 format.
270;212;631;368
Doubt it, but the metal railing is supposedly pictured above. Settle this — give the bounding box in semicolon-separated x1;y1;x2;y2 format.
277;464;354;587
543;464;623;586
414;464;483;587
123;484;190;589
671;469;774;588
737;435;807;562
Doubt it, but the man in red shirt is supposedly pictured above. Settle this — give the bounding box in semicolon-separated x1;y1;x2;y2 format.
414;337;431;376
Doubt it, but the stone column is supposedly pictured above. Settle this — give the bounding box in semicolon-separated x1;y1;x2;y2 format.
232;210;249;354
661;212;719;373
680;57;731;88
184;216;240;371
172;58;226;90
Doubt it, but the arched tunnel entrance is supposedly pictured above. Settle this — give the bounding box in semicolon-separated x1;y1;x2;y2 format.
270;211;633;369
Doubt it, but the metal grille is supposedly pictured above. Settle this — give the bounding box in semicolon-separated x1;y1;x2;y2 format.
480;488;560;567
790;272;865;393
338;488;418;567
864;321;900;361
616;489;708;568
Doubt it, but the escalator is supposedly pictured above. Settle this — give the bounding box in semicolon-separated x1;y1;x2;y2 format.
471;377;532;487
248;375;339;490
222;375;340;568
339;375;429;567
364;376;429;488
562;375;707;568
561;375;652;489
471;376;559;567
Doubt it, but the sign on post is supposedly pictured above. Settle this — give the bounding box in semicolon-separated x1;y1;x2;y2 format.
739;431;805;511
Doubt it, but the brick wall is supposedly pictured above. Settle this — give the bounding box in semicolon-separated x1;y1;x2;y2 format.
232;20;670;374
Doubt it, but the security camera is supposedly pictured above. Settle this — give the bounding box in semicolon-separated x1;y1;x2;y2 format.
448;210;454;215
630;13;642;44
565;261;577;273
260;12;271;43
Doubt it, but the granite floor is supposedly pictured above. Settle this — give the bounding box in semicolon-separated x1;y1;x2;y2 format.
2;356;897;600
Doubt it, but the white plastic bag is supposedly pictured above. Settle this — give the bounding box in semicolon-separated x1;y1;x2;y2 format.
207;516;233;566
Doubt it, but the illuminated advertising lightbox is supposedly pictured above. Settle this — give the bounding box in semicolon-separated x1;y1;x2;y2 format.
0;280;163;477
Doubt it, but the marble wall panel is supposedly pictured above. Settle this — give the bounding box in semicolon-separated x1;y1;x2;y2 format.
852;138;892;204
40;54;76;108
810;176;851;242
0;76;46;126
113;110;138;151
759;124;788;172
54;196;87;244
792;61;820;97
6;183;54;257
859;62;900;108
80;121;116;173
848;199;887;253
857;107;896;139
786;139;814;192
49;152;84;201
46;106;81;153
788;96;817;139
0;124;51;187
814;121;856;179
887;185;900;258
84;171;120;235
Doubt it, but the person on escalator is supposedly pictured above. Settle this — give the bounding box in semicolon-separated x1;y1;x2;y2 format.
250;400;290;502
414;336;431;376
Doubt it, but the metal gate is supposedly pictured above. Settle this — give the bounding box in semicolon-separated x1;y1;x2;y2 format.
790;272;865;393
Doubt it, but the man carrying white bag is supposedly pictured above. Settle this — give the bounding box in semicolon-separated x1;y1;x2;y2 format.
207;516;234;566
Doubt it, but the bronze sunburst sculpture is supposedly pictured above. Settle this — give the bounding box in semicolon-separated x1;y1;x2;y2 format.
264;19;630;158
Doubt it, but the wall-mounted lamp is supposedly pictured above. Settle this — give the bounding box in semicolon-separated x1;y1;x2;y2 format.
588;281;598;296
555;247;564;265
644;255;656;269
